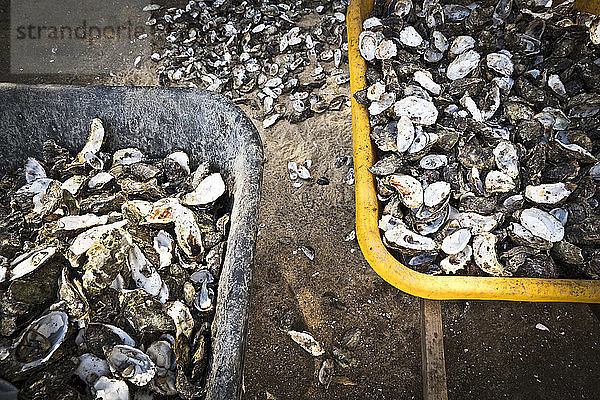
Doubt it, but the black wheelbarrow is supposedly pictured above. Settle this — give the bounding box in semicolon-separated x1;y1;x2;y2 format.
0;83;263;400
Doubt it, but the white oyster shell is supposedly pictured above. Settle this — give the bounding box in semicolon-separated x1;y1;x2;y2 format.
165;301;194;338
460;94;483;121
481;84;501;120
76;118;105;164
88;172;114;190
420;154;448;169
449;35;475;56
9;247;56;281
393;96;438;125
399;26;423;47
363;17;383;30
548;74;566;96
93;376;129;400
424;181;451;208
485;170;515;193
472;233;508;276
493;140;519;179
486;52;513;76
440;245;472;274
393;0;413;17
25;158;46;183
173;205;203;258
128;245;165;300
378;214;406;232
369;92;396;115
147;340;175;370
15;311;69;372
376;39;397;59
76;353;111;385
385;224;438;252
456;212;503;234
182;173;226;205
367;81;386;102
106;345;156;386
508;223;551;248
396;115;415;152
409;129;438;154
166;151;190;174
389;174;424;209
359;30;384;61
69;220;129;261
57;214;108;231
432;31;448;52
519;208;564;243
524;183;572;204
441;228;471;255
413;70;441;95
447;50;480;80
153;230;173;269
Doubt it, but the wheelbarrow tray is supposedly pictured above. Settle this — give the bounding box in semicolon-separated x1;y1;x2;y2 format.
346;0;600;303
0;83;263;399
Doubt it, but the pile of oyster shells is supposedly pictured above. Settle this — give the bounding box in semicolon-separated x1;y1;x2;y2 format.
357;0;600;278
0;119;229;398
144;0;350;128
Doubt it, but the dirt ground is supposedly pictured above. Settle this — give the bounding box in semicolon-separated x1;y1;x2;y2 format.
0;3;599;398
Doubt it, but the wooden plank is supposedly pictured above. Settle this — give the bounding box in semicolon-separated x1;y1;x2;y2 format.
421;299;448;400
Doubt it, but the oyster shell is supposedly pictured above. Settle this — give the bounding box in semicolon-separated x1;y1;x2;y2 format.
441;228;471;255
57;214;108;231
396;116;415;153
14;311;68;372
472;233;510;276
389;175;423;209
182;173;225;206
82;228;132;296
76;118;104;164
449;36;475;56
76;353;111;385
385;224;438;253
287;330;325;356
106;345;156;386
393;96;438;125
25;157;47;183
447;50;480;80
93;376;129;400
8;247;56;281
486;52;513;76
519;208;564;243
440;245;472;274
524;183;573;204
153;230;173;269
399;26;423;47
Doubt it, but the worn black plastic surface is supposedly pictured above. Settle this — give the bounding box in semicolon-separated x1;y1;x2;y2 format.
0;83;263;400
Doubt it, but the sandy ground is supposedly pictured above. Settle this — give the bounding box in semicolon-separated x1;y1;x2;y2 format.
0;3;599;398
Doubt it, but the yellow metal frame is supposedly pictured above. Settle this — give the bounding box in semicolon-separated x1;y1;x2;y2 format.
347;0;600;302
